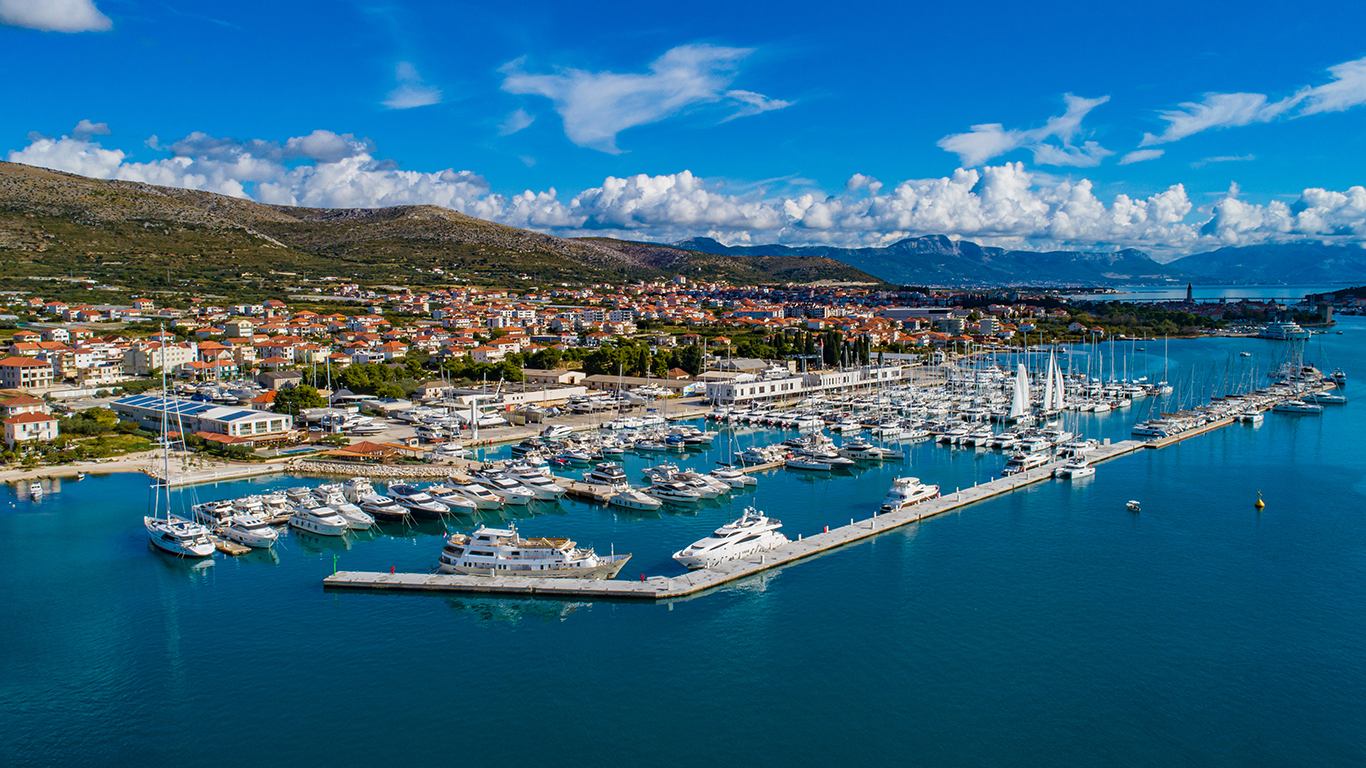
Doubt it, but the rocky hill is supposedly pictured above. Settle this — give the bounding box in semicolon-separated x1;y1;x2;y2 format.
0;162;874;297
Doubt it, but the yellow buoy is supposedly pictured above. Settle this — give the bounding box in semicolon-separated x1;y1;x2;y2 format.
1255;491;1265;511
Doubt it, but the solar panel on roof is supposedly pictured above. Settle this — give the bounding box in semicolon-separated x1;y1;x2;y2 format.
221;410;258;421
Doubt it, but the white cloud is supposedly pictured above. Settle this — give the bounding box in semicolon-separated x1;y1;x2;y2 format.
938;94;1112;167
1191;154;1255;169
0;0;110;32
501;44;791;153
1141;55;1366;147
9;127;1366;255
382;62;442;110
1119;148;1164;165
71;119;109;138
1140;92;1294;146
499;108;535;136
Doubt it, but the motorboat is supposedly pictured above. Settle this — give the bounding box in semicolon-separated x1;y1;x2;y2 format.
584;462;630;488
386;482;453;518
191;499;237;528
1235;411;1265;426
672;507;790;569
1052;455;1095;479
1002;451;1050;476
710;466;757;488
425;484;481;513
877;477;941;513
472;472;535;506
343;478;409;522
505;464;567;500
315;485;375;529
609;487;664;511
675;471;730;498
540;424;573;440
837;438;885;462
444;482;504;510
437;525;630;578
288;503;349;536
1273;399;1323;414
645;481;703;504
223;513;279;548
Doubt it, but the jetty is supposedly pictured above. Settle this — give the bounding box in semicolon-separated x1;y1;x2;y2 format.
325;439;1145;600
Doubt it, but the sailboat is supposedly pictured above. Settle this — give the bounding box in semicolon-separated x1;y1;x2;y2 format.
143;348;215;558
1008;362;1031;424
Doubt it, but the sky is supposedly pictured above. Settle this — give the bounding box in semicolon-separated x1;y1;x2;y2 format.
3;0;1366;259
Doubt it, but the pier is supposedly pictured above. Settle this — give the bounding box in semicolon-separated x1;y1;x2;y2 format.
324;439;1145;600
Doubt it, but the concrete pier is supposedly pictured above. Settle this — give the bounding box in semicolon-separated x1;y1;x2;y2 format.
324;440;1145;600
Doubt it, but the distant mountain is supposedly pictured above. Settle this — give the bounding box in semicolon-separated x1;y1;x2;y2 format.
1168;242;1366;285
675;235;1180;286
0;162;874;297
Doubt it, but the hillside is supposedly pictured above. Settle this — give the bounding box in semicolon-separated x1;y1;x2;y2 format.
675;235;1181;286
0;162;874;297
1169;242;1366;284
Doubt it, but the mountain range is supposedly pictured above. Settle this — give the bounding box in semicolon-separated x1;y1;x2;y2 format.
676;235;1366;287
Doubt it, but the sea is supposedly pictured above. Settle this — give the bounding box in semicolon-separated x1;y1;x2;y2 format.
1067;284;1352;303
3;322;1364;766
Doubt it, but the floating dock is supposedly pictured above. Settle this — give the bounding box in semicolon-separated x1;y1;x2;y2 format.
325;440;1144;600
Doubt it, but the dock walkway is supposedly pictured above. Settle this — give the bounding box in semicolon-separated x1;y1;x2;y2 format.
324;440;1144;600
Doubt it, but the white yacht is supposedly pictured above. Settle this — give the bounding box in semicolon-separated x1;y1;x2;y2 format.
258;492;294;525
646;481;703;504
425;484;481;514
505;464;567;500
437;525;630;578
584;462;630;488
837;438;884;462
1002;451;1050;476
145;515;217;558
1053;455;1096;479
472;472;535;506
1273;399;1323;414
676;471;730;497
387;482;452;518
445;482;504;510
343;478;408;522
710;466;757;488
223;513;279;548
785;456;832;471
609;487;664;511
878;477;941;513
314;486;375;530
288;503;348;536
672;508;790;569
191;499;237;528
540;424;573;440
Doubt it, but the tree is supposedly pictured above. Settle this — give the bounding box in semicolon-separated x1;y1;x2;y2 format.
527;347;564;369
677;344;704;376
273;384;326;415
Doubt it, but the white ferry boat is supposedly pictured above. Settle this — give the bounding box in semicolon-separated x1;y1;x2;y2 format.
437;525;630;578
672;507;790;569
878;477;941;513
1257;320;1311;341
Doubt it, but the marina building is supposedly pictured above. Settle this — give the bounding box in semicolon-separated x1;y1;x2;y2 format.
112;394;293;443
705;364;911;405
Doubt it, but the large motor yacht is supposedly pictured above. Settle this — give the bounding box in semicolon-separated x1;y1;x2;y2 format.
387;482;452;518
472;472;535;506
343;478;409;522
288;503;349;536
878;477;941;513
437;525;630;578
584;462;629;488
223;513;279;548
672;507;790;569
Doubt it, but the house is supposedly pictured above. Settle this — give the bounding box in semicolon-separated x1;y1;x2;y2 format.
4;412;59;447
0;393;48;418
522;368;586;386
0;356;55;391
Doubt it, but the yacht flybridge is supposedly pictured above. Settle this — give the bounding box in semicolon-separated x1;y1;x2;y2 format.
672;507;790;569
437;524;630;578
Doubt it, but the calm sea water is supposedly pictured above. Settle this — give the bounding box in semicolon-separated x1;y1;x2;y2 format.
1069;284;1350;302
3;323;1365;766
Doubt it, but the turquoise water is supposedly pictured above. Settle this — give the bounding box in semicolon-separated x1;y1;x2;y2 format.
1069;284;1350;302
3;324;1365;766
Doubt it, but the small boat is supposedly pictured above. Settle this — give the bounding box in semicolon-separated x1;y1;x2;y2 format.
443;483;504;510
28;481;43;499
315;485;375;530
785;457;832;471
343;478;409;522
426;484;481;514
1239;351;1253;358
1126;500;1142;513
672;507;790;569
710;466;757;488
472;472;535;506
387;482;453;518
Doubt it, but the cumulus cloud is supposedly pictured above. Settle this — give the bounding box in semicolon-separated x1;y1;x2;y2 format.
1141;55;1366;147
501;44;791;152
499;108;535;136
1119;149;1164;165
0;0;110;32
382;62;442;110
938;94;1113;167
8;127;1366;255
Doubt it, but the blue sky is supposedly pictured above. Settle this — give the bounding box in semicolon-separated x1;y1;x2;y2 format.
3;0;1366;256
